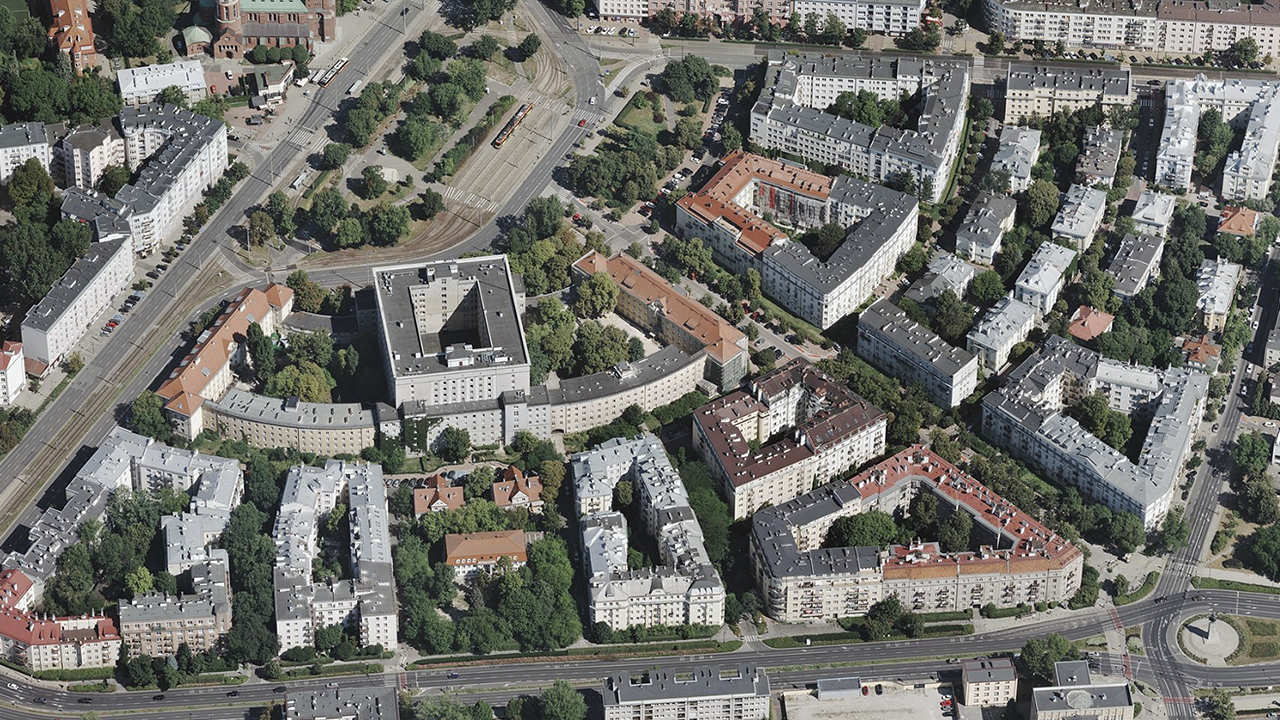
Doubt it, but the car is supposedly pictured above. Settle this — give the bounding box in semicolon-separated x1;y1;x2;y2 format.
146;270;160;279
875;685;883;695
447;672;461;679
228;690;240;697
573;213;581;221
771;347;783;360
1213;423;1220;431
33;697;45;704
590;97;597;105
1267;421;1278;428
1147;79;1162;85
579;119;587;127
946;658;960;664
78;698;93;704
5;683;15;690
225;70;234;79
275;686;288;693
154;695;166;701
861;686;869;696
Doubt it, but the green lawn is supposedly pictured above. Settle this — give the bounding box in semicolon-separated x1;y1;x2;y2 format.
615;93;668;137
0;0;30;18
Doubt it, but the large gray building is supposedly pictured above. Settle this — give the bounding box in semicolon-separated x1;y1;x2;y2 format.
856;299;979;408
603;665;770;720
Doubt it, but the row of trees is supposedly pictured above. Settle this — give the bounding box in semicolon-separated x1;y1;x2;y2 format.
305;186;411;249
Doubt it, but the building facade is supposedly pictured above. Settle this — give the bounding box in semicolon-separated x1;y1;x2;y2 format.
955;192;1017;264
47;0;102;74
967;296;1038;373
0;122;56;184
0;570;120;673
856;299;980;408
21;238;133;370
116;61;208;106
1014;243;1077;316
1004;65;1132;121
202;0;335;58
0;342;24;406
962;658;1018;708
603;666;770;720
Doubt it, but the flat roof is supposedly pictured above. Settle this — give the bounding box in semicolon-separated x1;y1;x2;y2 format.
22;239;128;333
604;666;769;705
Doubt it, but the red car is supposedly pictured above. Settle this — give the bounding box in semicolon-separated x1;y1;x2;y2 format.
578;119;587;127
573;213;581;221
861;686;869;696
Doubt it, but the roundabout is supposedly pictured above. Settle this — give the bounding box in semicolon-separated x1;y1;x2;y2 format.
1180;613;1240;665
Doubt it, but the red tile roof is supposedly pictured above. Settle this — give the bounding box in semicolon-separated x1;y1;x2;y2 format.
492;465;543;509
1219;206;1259;237
444;530;528;565
1067;306;1114;341
413;475;464;514
0;341;22;372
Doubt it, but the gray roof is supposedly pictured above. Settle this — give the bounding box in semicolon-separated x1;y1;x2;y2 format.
603;666;770;706
1076;126;1124;181
115;104;225;219
968;296;1037;351
288;687;397;720
1107;234;1165;298
956;192;1017;253
1033;662;1132;714
765;178;917;294
962;658;1017;684
207;387;376;430
1007;64;1131;97
992;127;1041;183
0;121;52;150
373;256;528;379
1016;243;1077;298
22;239;129;333
1131;190;1176;231
859;299;977;378
116;60;204;99
60;187;133;241
1051;184;1108;241
549;346;700;405
904;250;977;307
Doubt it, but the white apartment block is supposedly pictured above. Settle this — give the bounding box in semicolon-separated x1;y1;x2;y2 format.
1033;661;1134;720
1015;242;1077;316
984;0;1280;59
1157;76;1280;196
1131;189;1176;236
59;120;125;190
750;446;1084;621
0;341;23;406
0;122;56;183
1108;233;1166;300
1051;184;1108;252
21;238;133;369
992;126;1042;194
692;359;886;519
116;60;208;106
645;0;791;23
982;336;1207;528
1196;258;1242;332
1076;125;1124;186
967;296;1038;373
572;434;726;630
273;461;398;653
963;658;1018;708
956;192;1018;264
603;666;771;720
856;299;980;408
792;0;925;34
1004;64;1132;122
750;54;969;204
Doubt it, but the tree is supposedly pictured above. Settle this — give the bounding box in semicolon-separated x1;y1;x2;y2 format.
247;210;275;247
96;165;130;197
1228;37;1259;66
1108;512;1146;555
674;117;702;150
367;203;411;246
574;272;619;318
660;55;717;103
43;542;96;614
820;11;845;44
65;353;85;375
266;191;297;237
1020;633;1079;684
1023;179;1060;228
124;566;154;597
287;270;327;314
438;427;472;463
314;624;343;655
419;30;457;59
129;391;173;443
1234;431;1272;477
1155;506;1190;552
321;142;351;170
864;596;902;639
158;85;188;108
518;33;541;60
1111;573;1130;599
469;35;501;59
938;510;973;552
1202;689;1237;720
969;270;1006;306
824;511;898;548
264;361;333;402
933;290;974;344
720;124;743;152
986;30;1005;55
540;680;586;720
1239;476;1280;525
419;188;445;219
6;157;54;208
286;329;335;367
1245;524;1280;581
464;465;496;501
361;165;389;199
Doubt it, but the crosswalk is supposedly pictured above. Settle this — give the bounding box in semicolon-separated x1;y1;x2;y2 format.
571;108;605;125
284;125;328;152
440;185;498;212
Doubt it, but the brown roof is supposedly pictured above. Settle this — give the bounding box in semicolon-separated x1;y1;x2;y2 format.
1182;334;1221;364
675;193;788;256
694;359;886;487
443;530;527;565
413;475;465;514
157;284;290;404
46;0;96;57
573;252;747;364
1219;206;1259;237
1067;306;1114;341
0;341;21;372
492;465;543;508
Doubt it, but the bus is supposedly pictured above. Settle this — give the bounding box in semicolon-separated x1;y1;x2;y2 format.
317;56;349;87
492;103;532;149
347;80;363;96
291;171;308;190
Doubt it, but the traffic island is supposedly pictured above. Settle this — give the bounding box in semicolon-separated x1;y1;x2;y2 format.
1180;614;1240;665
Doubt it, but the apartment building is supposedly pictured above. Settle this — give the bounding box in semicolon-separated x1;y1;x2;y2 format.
204;389;380;456
692;359;886;519
572;434;726;629
1015;243;1077;316
118;559;232;656
955;192;1018;264
1157;76;1280;197
1219;205;1260;236
443;530;528;580
750;446;1084;621
1051;184;1108;251
47;0;102;74
602;666;770;720
156;284;294;439
750;54;969;204
492;465;543;513
1196;258;1242;332
1004;65;1132;121
0;342;24;406
1077;126;1125;185
288;687;398;720
573;251;749;390
856;299;980;408
1032;661;1134;720
21;238;132;371
982;336;1207;528
1107;233;1165;300
791;0;926;34
903;250;977;309
967;296;1038;373
58;120;126;190
0;570;120;673
1131;190;1176;236
962;658;1018;708
674;150;919;329
117;60;208;107
0;122;57;183
273;461;398;652
992;126;1042;193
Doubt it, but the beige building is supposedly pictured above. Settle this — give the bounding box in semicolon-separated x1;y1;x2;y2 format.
205;388;380;456
1032;661;1133;720
962;658;1018;707
1004;65;1132;122
603;666;770;720
443;530;528;581
0;569;121;673
118;561;233;656
693;359;887;519
856;299;980;408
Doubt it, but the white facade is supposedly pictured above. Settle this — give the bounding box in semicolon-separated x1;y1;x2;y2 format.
0;122;54;184
116;60;208;106
1014;243;1077;316
1051;184;1108;252
1004;64;1132;122
856;299;980;408
1196;258;1242;332
1157;76;1280;196
21;238;133;367
0;342;23;406
967;296;1038;373
792;0;925;34
603;666;770;720
59;121;126;190
992;126;1042;194
1131;189;1176;236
